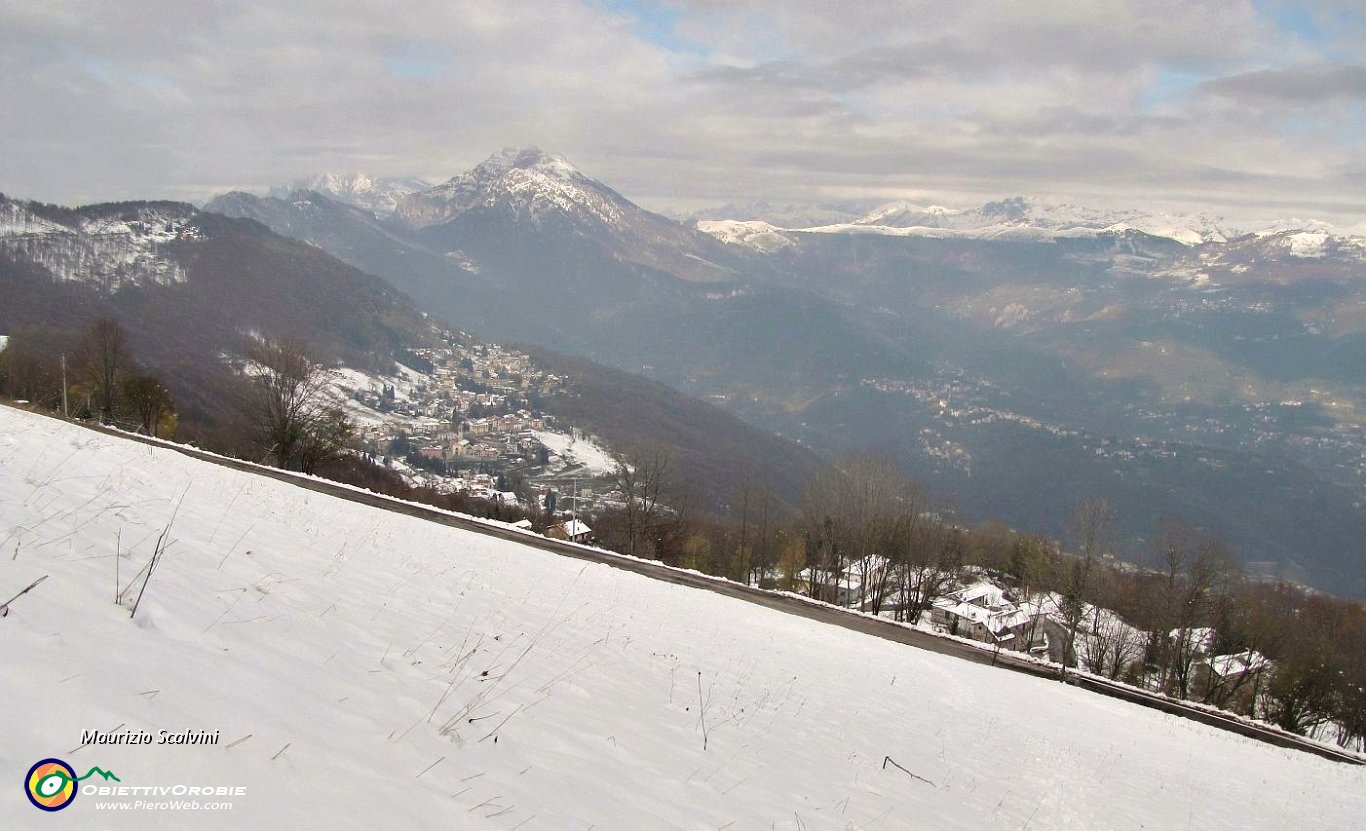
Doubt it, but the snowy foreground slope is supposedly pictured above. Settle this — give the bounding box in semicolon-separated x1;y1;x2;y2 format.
1;409;1362;829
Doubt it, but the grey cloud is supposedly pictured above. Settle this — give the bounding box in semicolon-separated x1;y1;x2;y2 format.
689;41;993;101
974;106;1189;139
1199;64;1366;102
747;141;1159;185
0;0;1362;224
693;61;818;90
676;0;1268;73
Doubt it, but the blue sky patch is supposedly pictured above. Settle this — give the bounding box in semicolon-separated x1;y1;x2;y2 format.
1140;69;1207;112
593;0;708;57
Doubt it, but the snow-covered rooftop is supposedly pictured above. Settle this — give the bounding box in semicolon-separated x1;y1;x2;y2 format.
557;519;592;538
1208;650;1271;679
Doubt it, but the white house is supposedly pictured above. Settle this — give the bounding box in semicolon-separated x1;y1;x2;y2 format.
1206;650;1270;682
931;580;1046;652
550;519;593;544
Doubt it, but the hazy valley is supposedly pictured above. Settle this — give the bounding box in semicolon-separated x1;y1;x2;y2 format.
202;150;1366;597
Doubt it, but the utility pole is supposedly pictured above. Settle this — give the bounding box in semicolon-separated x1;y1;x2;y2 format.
61;353;69;417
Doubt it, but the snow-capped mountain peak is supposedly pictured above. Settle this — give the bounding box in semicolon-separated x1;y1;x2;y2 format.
826;196;1236;246
394;147;620;231
477;146;581;179
269;172;431;217
854;201;964;229
394;147;742;283
426;147;585;203
696;219;796;253
1251;217;1344;237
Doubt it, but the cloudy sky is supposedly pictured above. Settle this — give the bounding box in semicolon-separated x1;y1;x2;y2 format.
2;0;1363;223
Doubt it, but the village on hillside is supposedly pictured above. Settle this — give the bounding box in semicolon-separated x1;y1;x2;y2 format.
794;558;1289;740
326;336;620;533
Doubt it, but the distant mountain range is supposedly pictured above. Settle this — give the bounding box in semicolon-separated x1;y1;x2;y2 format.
695;195;1366;251
0;190;823;509
676;199;871;229
199;148;1366;597
13;146;1363;595
208;148;765;350
0;193;444;439
269;172;431;216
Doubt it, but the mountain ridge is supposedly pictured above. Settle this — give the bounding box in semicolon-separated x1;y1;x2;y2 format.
3;190;827;510
269;172;431;216
194;151;1366;596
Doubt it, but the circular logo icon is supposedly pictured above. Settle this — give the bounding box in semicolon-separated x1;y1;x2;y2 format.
25;758;78;812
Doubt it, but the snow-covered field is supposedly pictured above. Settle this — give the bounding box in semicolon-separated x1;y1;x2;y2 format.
1;407;1363;829
532;429;617;477
697;219;796;253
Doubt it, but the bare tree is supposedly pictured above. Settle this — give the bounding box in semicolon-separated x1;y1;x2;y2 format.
1208;581;1294;714
609;445;675;559
1010;535;1055;653
1175;538;1238;697
1331;607;1366;750
1263;598;1339;735
1146;521;1240;697
799;467;847;602
777;532;805;592
1078;568;1145;680
650;479;694;566
121;373;176;437
297;405;353;475
801;516;842;602
732;474;756;583
1059;498;1116;677
837;456;902;613
891;494;962;625
751;486;774;587
79;317;129;422
970;521;1017;575
0;330;64;408
247;338;350;471
729;478;778;587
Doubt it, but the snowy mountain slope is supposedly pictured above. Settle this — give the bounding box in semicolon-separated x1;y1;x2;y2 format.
1245;227;1366;261
0;198;67;237
529;429;617;477
794;196;1366;251
696;219;796;253
203;187;493;326
678;199;871;229
0;197;196;289
783;196;1233;247
394;148;614;231
269;173;431;217
395;148;747;284
2;407;1363;829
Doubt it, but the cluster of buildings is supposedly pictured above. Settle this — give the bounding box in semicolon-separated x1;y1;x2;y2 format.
800;562;1274;707
343;339;567;475
797;561;1050;655
927;580;1048;653
331;339;628;523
